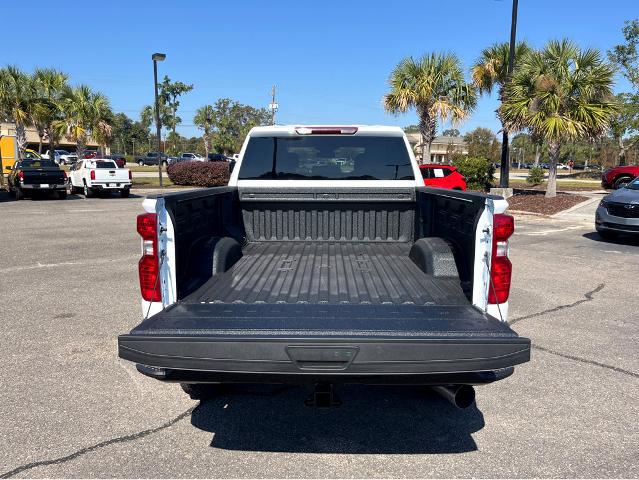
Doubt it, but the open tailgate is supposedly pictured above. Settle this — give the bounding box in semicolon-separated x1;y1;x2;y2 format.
119;304;530;377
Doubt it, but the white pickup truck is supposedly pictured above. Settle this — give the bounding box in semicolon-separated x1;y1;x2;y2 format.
118;125;530;408
67;159;132;197
42;149;78;165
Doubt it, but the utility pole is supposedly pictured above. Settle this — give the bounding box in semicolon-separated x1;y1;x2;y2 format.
269;85;278;125
499;0;519;189
152;53;166;187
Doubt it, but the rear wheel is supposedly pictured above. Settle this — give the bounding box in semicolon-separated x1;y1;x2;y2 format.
14;187;23;201
180;383;219;400
121;188;130;198
138;160;144;166
58;190;67;200
83;182;93;198
613;176;633;189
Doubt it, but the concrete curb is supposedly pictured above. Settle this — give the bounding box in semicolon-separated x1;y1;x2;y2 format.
550;196;601;218
508;210;552;219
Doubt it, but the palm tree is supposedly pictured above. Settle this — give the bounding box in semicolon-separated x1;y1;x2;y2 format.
62;85;113;159
471;41;531;174
500;39;617;198
384;53;477;163
0;66;34;155
194;105;215;157
31;68;68;154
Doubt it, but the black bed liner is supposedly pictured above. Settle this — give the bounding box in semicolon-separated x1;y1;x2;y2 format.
185;242;467;306
119;186;531;383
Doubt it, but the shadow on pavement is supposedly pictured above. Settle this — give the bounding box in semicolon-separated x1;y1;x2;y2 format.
191;384;484;454
583;231;639;247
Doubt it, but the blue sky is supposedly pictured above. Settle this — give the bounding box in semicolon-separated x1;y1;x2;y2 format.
3;0;635;137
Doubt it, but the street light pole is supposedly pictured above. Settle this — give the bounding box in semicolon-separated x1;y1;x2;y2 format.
499;0;519;188
152;53;166;187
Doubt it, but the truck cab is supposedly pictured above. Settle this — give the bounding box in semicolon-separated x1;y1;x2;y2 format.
119;125;529;406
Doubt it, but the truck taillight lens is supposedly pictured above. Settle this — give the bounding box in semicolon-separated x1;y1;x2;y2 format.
488;214;514;304
18;171;24;180
90;170;95;180
137;213;161;302
63;171;67;179
128;170;132;180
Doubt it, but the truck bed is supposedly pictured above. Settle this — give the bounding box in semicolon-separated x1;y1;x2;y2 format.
185;242;467;306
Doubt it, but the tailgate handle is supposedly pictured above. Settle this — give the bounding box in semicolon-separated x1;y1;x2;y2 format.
286;345;358;371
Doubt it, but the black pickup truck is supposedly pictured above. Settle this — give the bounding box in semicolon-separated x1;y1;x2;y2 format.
118;125;530;407
6;159;67;200
135;152;168;166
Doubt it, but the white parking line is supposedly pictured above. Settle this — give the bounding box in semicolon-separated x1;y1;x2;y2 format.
518;225;586;236
0;255;138;273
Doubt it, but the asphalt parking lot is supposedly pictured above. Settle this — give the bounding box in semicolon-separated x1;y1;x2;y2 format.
0;190;637;478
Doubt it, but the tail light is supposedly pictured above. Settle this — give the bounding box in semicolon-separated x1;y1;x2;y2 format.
137;213;161;302
18;171;24;180
488;214;514;304
90;170;95;180
62;171;67;179
128;170;132;180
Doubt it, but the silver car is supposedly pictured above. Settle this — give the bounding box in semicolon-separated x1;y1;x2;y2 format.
596;177;639;239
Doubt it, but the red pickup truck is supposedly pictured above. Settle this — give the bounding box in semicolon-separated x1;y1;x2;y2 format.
602;166;639;189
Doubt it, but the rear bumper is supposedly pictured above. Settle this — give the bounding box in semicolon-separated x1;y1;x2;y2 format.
91;182;132;190
21;183;65;190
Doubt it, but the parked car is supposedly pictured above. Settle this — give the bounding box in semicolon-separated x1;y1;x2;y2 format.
118;125;530;407
179;152;206;161
601;165;639;189
207;153;231;162
556;163;569;170
596;176;639;239
135;152;168;166
67;159;132;197
5;158;67;200
42;149;77;165
419;164;467;190
83;150;99;159
106;153;127;168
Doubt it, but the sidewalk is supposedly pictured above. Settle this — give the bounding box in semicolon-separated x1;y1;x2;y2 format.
550;192;604;222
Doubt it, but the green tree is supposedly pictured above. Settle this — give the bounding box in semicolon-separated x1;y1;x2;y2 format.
608;19;639;88
500;39;617;198
464;127;499;160
207;99;270;154
158;76;193;137
0;66;34;155
30;69;68;154
109;112;150;155
384;53;477;163
193;105;215;157
61;85;113;159
141;76;193;153
608;20;639;165
471;42;531;173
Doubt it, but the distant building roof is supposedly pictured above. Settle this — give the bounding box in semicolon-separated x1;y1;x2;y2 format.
405;132;467;147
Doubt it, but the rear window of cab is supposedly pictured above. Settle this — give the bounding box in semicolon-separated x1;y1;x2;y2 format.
239;135;414;180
